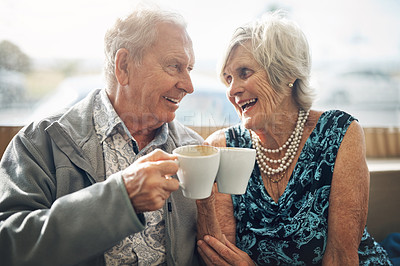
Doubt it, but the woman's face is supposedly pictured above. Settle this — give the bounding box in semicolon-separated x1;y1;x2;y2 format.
222;44;286;130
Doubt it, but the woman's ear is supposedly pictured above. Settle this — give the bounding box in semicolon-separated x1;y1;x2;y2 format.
115;48;130;86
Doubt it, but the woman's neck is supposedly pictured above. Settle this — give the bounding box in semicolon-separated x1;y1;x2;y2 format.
254;104;300;149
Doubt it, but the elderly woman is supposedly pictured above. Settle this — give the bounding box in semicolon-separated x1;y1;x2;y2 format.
196;11;392;265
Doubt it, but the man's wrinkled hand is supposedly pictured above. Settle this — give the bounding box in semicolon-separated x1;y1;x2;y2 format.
122;149;180;213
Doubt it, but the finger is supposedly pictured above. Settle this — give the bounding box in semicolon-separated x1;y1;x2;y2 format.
197;244;213;266
197;245;217;266
204;235;236;262
223;234;238;251
162;177;180;192
222;234;254;265
138;149;177;163
197;240;229;266
151;159;179;176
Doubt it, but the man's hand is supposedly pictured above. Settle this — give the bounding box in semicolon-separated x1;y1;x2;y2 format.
122;149;180;213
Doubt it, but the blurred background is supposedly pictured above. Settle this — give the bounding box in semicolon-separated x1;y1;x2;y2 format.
1;0;399;240
0;0;399;128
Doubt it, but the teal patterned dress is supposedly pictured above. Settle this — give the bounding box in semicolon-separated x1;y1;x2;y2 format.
225;110;392;265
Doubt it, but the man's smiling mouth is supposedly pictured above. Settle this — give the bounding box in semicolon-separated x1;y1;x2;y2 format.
163;96;180;104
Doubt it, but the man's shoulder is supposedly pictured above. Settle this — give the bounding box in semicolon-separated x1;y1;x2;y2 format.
19;89;100;150
167;120;203;145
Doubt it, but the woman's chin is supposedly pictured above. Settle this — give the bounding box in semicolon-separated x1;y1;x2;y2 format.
241;116;255;129
241;115;267;131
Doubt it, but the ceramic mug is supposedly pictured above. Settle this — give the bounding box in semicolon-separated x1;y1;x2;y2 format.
173;145;220;199
216;147;256;194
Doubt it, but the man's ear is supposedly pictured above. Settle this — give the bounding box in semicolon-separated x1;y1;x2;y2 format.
115;48;130;86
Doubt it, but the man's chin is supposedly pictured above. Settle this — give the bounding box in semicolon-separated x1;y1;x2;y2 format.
157;112;176;125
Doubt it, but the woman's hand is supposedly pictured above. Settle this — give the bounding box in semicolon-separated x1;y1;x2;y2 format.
197;234;255;266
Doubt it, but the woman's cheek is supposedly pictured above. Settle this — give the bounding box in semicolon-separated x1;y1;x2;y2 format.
257;81;283;117
228;96;242;115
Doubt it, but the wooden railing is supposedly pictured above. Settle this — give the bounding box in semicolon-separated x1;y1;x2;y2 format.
0;125;399;242
364;127;400;158
189;126;400;158
0;126;23;159
1;125;400;159
367;169;400;242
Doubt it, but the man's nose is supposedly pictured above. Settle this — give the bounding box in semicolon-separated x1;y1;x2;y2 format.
177;72;194;94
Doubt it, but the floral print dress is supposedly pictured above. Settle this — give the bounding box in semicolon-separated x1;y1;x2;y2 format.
226;110;392;265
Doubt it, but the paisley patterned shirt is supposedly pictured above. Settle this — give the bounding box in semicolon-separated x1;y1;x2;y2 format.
93;89;167;265
226;110;392;265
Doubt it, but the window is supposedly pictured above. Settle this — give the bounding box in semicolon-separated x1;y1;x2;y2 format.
0;0;399;127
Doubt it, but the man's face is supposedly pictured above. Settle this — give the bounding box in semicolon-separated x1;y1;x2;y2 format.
119;23;195;128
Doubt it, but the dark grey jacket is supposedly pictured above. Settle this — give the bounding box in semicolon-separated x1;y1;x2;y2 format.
0;89;203;266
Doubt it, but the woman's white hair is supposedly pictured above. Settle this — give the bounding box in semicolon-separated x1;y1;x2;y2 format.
103;6;187;88
219;10;316;110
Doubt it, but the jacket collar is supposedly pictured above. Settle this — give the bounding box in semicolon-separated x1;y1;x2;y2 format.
45;89;105;183
44;88;173;183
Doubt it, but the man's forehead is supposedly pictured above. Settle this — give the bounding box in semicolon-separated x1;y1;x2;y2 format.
154;23;195;64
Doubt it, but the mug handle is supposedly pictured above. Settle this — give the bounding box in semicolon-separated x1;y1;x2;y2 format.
173;160;184;189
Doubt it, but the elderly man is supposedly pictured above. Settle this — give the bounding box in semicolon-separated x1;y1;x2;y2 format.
0;7;203;266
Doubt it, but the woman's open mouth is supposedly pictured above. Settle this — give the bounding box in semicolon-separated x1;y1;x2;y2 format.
239;98;257;112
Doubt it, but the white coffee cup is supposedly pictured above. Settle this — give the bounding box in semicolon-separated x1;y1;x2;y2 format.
216;147;256;194
173;145;220;199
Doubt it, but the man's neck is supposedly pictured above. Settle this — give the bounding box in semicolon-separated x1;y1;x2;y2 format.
124;120;163;151
106;88;165;150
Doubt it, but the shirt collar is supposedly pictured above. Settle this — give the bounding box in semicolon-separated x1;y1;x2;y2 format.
94;89;169;152
94;89;130;143
143;123;168;152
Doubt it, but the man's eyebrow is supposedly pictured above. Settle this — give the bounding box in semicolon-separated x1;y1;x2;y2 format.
164;58;180;64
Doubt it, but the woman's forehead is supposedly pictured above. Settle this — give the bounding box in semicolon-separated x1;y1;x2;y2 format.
225;45;257;70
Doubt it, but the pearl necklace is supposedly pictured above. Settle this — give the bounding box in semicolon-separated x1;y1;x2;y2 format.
250;109;310;183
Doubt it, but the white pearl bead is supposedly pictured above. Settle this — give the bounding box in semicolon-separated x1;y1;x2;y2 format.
250;109;309;179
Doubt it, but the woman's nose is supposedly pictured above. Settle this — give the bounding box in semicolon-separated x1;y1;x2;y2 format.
227;79;244;97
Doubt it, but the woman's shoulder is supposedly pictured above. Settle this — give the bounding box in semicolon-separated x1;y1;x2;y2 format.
225;124;252;148
205;128;227;147
204;123;250;147
316;109;358;130
320;109;357;121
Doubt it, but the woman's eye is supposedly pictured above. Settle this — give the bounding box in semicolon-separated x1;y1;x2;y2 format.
239;68;252;79
225;75;232;85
